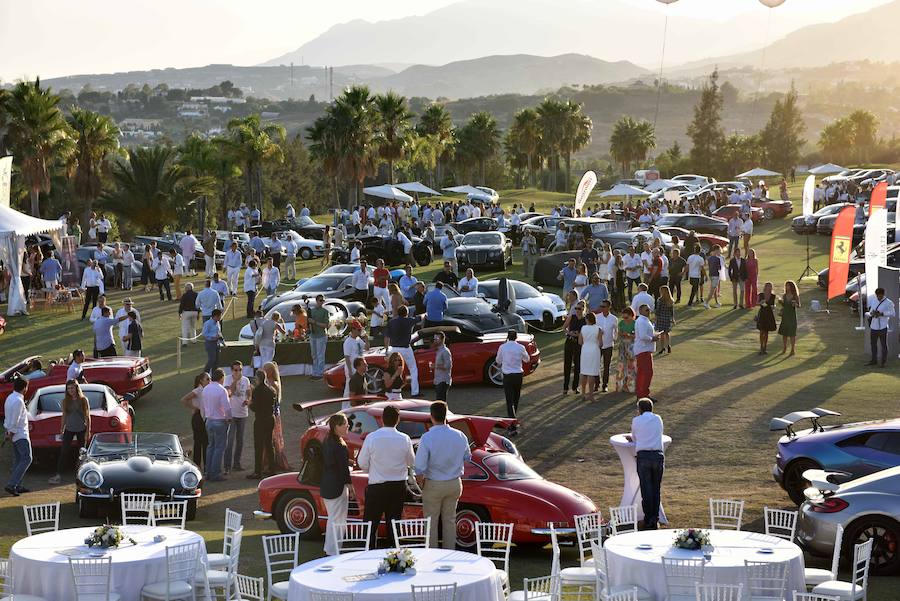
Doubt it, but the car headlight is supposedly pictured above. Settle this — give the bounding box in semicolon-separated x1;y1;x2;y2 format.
555;302;565;311
516;308;533;316
181;471;200;489
81;469;103;489
490;250;501;257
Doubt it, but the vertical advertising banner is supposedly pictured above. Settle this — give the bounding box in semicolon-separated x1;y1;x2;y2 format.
827;206;856;299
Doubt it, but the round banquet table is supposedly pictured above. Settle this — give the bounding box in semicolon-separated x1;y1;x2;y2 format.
609;433;672;524
287;548;505;601
604;529;806;600
11;525;206;601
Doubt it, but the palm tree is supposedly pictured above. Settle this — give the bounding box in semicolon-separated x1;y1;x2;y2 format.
508;107;542;188
404;132;440;185
332;85;379;205
102;146;214;233
67;107;122;230
208;137;242;227
609;116;657;176
307;114;342;209
4;78;72;216
179;134;221;231
537;98;567;191
224;114;286;216
417;104;455;186
0;88;11;156
374;92;412;184
460;112;500;185
560;102;592;193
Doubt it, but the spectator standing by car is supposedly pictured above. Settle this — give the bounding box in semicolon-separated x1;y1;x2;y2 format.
630;283;654;315
582;273;610;314
251;311;286;367
179;230;199;276
414;401;471;549
578;312;600;402
572;263;588;298
247;369;276;479
629;398;665;530
358;405;415;548
579;239;599;278
440;231;459;274
423;282;448;327
382;352;406;400
866;287;895;368
4;377;31;496
321;413;352;555
667;249;685;304
202;367;232;482
412;282;427;316
654;286;675;355
268;233;284;270
399;265;418;302
197;279;224;324
388;283;405;318
558;258;578;298
95;214;111;244
596;300;617;392
39;250;62;292
632;305;656;398
244;259;260;318
728;249;748;309
211;272;229;300
744;249;759;309
432;332;453;402
123;310;143;357
47;380;91;484
686;246;705;306
80;260;104;320
202;309;224;375
778;280;800;356
262;257;280;298
563;302;586;395
67;350;86;382
741;213;754;257
308;294;330;381
433;261;459;288
179;283;200;346
140;245;153;292
202;230;217;278
385;305;419;397
224;362;250;474
756;282;777;355
372;259;391;310
153;250;173;302
704;245;723;309
343;321;369;397
623;248;643;301
348;358;368;398
726;214;742;258
224;242;242;297
181;372;209;470
496;330;530;427
458;269;479;298
121;244;134;291
521;229;538;279
92;307;126;358
352;260;371;303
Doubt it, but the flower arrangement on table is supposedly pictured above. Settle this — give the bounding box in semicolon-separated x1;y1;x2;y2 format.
673;528;711;551
379;548;416;574
84;524;136;549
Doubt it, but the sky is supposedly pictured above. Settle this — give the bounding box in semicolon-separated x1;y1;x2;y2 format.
0;0;894;81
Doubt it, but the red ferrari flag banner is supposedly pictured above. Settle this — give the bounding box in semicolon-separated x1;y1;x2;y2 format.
828;206;857;299
869;181;887;217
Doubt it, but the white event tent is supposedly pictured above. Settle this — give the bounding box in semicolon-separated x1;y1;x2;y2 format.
807;163;847;176
363;184;413;203
0;204;65;315
598;183;651;198
396;181;442;197
736;167;781;178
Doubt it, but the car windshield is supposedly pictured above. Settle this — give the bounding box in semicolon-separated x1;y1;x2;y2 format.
446;298;492;316
463;233;501;245
482;454;539;481
479;281;541;299
89;432;182;457
296;275;345;292
38;390;106;413
655;215;680;227
589;222;617;235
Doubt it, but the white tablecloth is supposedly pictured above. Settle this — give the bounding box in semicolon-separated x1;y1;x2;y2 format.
11;526;206;601
609;433;672;524
287;549;505;601
605;529;806;600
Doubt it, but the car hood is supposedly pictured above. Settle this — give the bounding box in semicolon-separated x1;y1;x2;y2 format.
458;244;502;251
473;476;597;522
79;454;199;491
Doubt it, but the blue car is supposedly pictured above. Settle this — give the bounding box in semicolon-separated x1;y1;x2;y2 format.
771;408;900;504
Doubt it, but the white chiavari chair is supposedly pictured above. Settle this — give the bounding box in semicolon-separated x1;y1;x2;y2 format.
207;508;244;570
763;507;798;542
235;574;265;601
0;556;50;601
608;505;638;536
694;583;743;601
262;533;300;601
152;501;188;530
744;560;789;601
23;503;60;536
140;541;202;601
392;518;431;549
662;557;705;601
804;525;844;588
812;538;873;601
120;493;155;526
69;556;120;601
708;499;744;531
335;522;372;554
476;522;513;597
411;583;457;601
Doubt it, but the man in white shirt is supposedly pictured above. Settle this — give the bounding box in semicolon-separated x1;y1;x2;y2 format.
686;247;706;306
95;214;111;243
179;230;199;276
628;398;665;529
342;321;369;397
350;241;362;263
866;287;895;368
223;361;251;473
202;367;232;481
243;260;260;318
495;330;530;428
439;232;459;274
284;237;297;281
89;294;110;323
595;300;618;393
115;298;139;348
80;260;105;320
397;230;414;266
67;350;86;381
634;304;659;399
224;242;243;296
740;214;754;257
358;405;415;548
262;258;280;298
640;243;653;283
727;215;743;258
631;283;655;315
154;251;173;301
351;259;371;303
458;269;479;297
4;377;32;495
623;249;643;300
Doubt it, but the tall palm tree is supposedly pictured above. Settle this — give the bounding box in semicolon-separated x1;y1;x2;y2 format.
67;107;122;230
404;132;440;185
209;137;242;227
0;88;11;156
460;112;500;185
374;92;412;184
307;114;342;208
4;78;72;216
417;104;455;186
536;98;567;191
560;102;592;193
179;134;221;231
224;114;285;215
102;146;214;233
609;116;656;176
508;107;542;188
332;85;379;205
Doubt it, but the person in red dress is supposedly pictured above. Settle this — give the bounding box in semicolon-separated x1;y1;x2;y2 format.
745;248;759;308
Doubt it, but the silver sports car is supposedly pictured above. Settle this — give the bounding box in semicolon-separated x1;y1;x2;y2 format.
796;465;900;575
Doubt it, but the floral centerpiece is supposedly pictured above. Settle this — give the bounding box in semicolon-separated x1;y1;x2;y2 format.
379;548;416;574
84;524;136;549
673;528;711;551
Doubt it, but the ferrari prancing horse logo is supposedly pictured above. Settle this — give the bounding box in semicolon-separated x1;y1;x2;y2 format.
832;235;851;264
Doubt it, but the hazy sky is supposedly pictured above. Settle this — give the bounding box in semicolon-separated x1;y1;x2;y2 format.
1;0;893;81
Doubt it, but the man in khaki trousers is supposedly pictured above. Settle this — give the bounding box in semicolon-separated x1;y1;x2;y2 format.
414;401;471;549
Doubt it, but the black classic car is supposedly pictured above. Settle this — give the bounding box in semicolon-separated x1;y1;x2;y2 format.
76;432;202;520
457;232;513;270
791;203;855;235
452;217;499;235
654;213;729;237
330;235;433;267
249;216;327;240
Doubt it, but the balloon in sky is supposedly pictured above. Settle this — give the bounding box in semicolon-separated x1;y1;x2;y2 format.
759;0;786;7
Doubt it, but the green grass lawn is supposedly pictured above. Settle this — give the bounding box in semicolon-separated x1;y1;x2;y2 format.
0;185;897;597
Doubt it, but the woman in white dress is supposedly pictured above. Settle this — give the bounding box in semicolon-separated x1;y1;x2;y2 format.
573;263;588;298
578;312;601;402
597;243;612;284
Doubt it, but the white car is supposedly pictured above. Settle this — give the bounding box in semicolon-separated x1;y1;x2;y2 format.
477;279;566;329
277;230;325;260
467;186;499;204
671;174;716;189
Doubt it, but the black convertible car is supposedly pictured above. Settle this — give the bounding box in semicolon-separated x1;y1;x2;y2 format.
330;235;433;267
250;216;327;240
76;432;202;520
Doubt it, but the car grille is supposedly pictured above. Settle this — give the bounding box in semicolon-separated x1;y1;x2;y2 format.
472;252;487;263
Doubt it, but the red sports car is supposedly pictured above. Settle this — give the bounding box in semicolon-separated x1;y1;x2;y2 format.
656;227;729;254
27;383;134;451
711;204;765;223
752;197;793;219
256;399;597;549
323;326;541;392
0;355;153;411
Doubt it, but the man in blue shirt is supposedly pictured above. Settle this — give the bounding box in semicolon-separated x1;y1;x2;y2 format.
249;232;266;255
414;401;471;549
39;252;63;290
92;307;127;357
399;265;418;301
558;258;578;297
423;282;448;327
196;279;224;322
385;305;420;396
202;309;224;375
581;273;610;313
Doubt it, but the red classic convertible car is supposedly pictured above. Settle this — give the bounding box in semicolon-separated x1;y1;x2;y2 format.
28;383;134;452
256;399;597;549
323;326;541;392
0;355;153;411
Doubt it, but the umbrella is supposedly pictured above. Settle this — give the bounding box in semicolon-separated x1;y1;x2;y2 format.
396;182;442;196
597;183;651;197
363;184;413;202
643;179;681;192
736;167;781;178
807;163;847;176
442;185;484;196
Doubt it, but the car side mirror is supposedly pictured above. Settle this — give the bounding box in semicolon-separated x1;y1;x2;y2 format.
536;286;544;293
78;447;88;461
